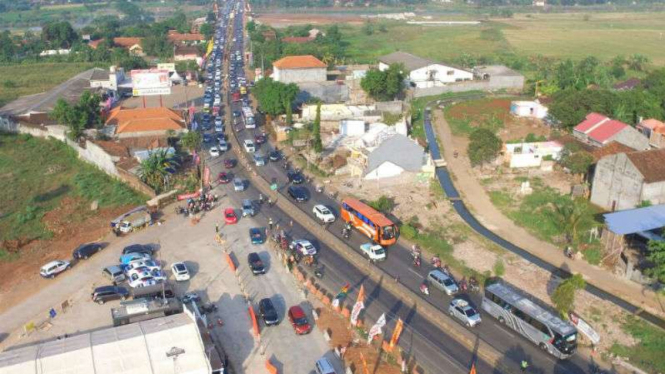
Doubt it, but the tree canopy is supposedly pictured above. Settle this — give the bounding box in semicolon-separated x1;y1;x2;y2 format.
551;274;586;318
360;63;406;101
646;240;665;283
50;91;102;140
467;128;502;167
42;21;77;49
253;78;299;117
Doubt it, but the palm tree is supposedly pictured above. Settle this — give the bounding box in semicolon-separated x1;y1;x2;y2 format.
552;198;589;244
179;131;202;155
137;149;180;193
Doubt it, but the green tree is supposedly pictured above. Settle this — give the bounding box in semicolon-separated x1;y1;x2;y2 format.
646;241;665;283
368;195;395;214
42;21;77;49
137;149;180;193
313;102;322;153
552;198;590;243
628;54;650;72
179;131;202;154
559;144;593;176
50;91;102;139
360;63;405;101
362;21;374;36
467;128;501;167
253;78;299;116
200;23;214;40
548;88;618;129
551;274;586;318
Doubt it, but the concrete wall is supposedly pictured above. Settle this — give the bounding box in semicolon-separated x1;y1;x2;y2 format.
640;180;665;206
274;67;326;84
614;127;650;150
364;161;404;180
375;101;404;115
296;82;349;104
412;74;523;97
591;153;644;210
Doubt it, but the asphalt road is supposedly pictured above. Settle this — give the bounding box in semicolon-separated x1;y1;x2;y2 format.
200;3;597;373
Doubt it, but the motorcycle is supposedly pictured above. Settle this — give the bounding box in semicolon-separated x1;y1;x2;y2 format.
413;255;421;268
420;281;429;295
469;276;480;293
564;246;574;259
316;185;324;194
431;256;442;269
342;227;351;239
314;266;324;279
459;278;468;293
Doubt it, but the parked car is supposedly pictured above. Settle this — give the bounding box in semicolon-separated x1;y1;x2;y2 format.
40;260;70;278
120;252;152;265
233;178;245;192
128;271;156;288
209;146;220;157
269;150;281;162
249;228;264;244
72;243;103;260
288;305;311;335
290;240;317;256
427;269;459;296
254;133;266;145
448;298;482;327
243;139;256;153
287;170;305;184
171;262;190;281
103;265;126;284
287;186;309;202
315;358;338;374
313;205;335;223
219;172;232;184
224;158;236;169
125;260;160;273
247;252;265;275
224;208;238;224
242;199;255;217
91;286;129;304
253;153;266;166
219;140;229;152
259;298;279;326
122;244;154;256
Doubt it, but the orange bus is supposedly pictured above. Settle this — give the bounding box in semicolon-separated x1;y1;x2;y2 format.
340;198;398;246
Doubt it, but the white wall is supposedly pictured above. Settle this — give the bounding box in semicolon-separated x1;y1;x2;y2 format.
364;161;404;180
410;64;473;84
274;67;326;84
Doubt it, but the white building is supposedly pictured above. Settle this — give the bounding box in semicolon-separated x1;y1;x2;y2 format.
378;51;473;88
364;134;432;180
272;55;327;84
503;141;563;168
510;100;548;119
89;66;128;91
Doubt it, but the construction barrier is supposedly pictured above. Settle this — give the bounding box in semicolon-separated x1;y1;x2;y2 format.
226;253;236;272
248;305;260;338
265;359;278;374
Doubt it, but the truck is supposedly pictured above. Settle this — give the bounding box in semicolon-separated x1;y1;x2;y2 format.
232;92;241;102
118;211;152;234
360;243;386;262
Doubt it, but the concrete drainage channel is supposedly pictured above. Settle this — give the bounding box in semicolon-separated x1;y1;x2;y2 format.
225;117;510;374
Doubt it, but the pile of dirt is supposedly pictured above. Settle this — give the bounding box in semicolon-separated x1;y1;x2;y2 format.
315;308;403;374
0;197;131;314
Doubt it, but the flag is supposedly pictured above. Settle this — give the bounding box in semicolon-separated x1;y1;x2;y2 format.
367;313;386;343
469;363;477;374
350;284;365;326
335;283;350;299
388;318;403;350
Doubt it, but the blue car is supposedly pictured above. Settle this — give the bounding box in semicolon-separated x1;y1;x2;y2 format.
119;252;151;265
250;228;264;245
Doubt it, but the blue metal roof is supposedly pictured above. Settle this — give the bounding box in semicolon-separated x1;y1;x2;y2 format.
604;204;665;235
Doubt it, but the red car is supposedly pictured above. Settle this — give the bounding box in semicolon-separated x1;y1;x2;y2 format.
218;172;231;184
287;305;311;335
224;208;238;224
254;133;266;145
224;159;236;169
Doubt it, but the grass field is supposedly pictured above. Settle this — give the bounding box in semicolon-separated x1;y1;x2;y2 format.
0;63;99;108
0;133;146;260
342;12;665;65
611;315;665;373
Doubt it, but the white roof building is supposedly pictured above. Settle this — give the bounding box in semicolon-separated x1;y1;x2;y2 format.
0;312;222;374
378;51;473;88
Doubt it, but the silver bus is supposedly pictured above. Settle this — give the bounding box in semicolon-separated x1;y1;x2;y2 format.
482;282;577;359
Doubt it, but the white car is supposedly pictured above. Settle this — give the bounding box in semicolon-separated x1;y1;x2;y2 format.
233;177;245;192
125;260;160;273
171;262;190;281
209;146;220;157
448;298;482;327
219;140;229;152
243;139;256;153
215;123;224;133
360;243;386;262
128;271;155;288
289;240;317;256
313;205;335;223
40;260;71;278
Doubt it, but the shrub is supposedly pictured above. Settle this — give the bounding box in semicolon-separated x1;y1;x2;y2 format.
493;258;505;277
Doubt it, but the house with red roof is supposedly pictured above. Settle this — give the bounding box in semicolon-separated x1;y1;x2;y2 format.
272;55;327;84
573;113;649;150
636;118;665;149
106;107;186;138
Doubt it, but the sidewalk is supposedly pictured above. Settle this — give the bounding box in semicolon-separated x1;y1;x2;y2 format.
431;109;665;318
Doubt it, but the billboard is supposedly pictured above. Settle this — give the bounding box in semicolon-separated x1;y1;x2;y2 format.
157;63;176;73
131;69;171;89
132;87;172;96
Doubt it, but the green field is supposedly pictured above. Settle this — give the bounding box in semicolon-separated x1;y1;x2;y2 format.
342;12;665;65
0;63;100;108
0;133;146;260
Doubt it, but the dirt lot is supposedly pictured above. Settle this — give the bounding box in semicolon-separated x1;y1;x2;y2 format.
0;197;129;315
254;13;364;28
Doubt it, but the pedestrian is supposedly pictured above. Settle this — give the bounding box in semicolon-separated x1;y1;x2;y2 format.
215;223;219;234
289;219;293;227
268;218;273;230
276;223;280;231
520;360;529;373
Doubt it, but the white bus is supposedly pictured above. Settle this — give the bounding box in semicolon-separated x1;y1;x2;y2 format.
242;106;255;129
482;282;578;359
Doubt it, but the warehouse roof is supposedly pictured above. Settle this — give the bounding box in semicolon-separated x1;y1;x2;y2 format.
0;313;212;374
604;204;665;235
378;51;434;71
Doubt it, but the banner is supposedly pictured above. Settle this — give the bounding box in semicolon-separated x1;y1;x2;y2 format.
177;191;200;201
203;167;211;187
367;313;386;343
388;318;403;350
568;311;600;345
350;284;366;326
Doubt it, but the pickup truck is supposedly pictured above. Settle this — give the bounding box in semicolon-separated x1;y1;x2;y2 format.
360;243;386;262
118;211;151;234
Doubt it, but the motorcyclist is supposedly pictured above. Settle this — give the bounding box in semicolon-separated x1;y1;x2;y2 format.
413;254;421;267
431;255;441;268
259;193;264;204
420;280;429;295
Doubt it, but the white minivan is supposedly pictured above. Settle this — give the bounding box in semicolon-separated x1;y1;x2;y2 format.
243;139;256;153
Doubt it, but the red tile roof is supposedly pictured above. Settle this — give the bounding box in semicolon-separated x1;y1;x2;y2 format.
574;113;628;144
640;118;665;131
106;107;185;134
88;39;103;49
273;55;326;69
591;141;636;162
575;112;610;133
113;37;143;48
626;148;665;183
174;45;201;56
167;31;205;43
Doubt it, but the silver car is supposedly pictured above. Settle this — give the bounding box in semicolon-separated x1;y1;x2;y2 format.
233;178;245;192
448;298;481;327
427;269;459;295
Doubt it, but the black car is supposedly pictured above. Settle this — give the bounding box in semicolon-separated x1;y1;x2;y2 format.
268;150;281;162
122;244;154;256
91;286;129;304
73;243;103;260
259;298;279;326
287;170;305;184
287;186;309;203
247;252;265;275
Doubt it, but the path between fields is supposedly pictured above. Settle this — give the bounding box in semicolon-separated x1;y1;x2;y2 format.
432;109;665;318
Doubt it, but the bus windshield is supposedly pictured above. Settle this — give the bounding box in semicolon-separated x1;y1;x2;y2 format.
382;226;395;240
553;332;577;353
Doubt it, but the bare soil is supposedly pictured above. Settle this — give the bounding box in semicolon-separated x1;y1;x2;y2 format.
254;13;364;27
0;197;129;314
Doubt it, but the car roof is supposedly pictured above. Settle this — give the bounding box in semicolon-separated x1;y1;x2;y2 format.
94;285;123;292
248;252;260;260
289;305;305;317
429;269;451;279
42;260;64;268
259;298;273;307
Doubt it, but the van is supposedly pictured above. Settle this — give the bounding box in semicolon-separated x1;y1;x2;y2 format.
131;283;175;300
315;358;337;374
427;269;459;296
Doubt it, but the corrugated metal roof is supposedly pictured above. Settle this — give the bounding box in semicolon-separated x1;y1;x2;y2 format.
366;134;424;174
604;204;665;235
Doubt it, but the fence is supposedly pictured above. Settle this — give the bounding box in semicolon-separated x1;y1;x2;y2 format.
412;76;524;98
